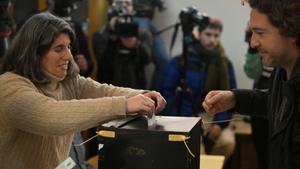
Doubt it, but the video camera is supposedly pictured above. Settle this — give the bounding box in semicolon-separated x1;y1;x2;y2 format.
107;1;131;19
115;15;138;37
179;6;209;33
132;0;166;19
107;2;138;37
52;0;82;17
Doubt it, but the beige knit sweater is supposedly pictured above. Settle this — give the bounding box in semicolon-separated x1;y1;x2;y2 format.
0;72;143;169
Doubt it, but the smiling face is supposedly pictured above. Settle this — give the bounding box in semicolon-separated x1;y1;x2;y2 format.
250;9;298;71
41;33;73;79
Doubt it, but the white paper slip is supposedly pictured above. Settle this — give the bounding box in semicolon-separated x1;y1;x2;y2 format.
147;113;157;127
55;157;76;169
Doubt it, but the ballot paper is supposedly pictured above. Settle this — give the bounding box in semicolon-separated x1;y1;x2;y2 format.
147;113;156;127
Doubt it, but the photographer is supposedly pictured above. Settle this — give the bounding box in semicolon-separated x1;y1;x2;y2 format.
131;0;169;91
161;16;237;163
96;14;152;90
93;0;153;89
93;0;168;90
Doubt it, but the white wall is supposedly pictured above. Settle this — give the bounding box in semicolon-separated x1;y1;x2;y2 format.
152;0;253;89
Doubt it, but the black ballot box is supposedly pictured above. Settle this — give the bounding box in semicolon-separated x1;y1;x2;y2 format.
97;115;202;169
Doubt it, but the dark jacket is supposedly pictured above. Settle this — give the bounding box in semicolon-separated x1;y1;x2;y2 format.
96;39;151;89
233;57;300;169
161;42;236;128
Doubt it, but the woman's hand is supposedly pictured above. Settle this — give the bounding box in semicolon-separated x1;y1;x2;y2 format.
126;91;166;117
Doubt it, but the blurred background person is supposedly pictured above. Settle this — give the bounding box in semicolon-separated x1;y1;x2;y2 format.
93;0;153;88
160;16;236;165
96;13;152;89
131;0;169;91
94;0;169;90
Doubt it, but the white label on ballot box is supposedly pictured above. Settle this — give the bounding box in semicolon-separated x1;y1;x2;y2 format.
55;157;76;169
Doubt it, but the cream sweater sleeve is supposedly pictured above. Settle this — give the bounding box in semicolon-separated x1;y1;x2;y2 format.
0;73;143;136
73;75;145;99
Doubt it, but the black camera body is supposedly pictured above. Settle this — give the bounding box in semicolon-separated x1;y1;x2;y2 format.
107;1;130;19
132;0;165;19
107;3;138;38
115;15;138;37
179;6;209;33
52;0;82;17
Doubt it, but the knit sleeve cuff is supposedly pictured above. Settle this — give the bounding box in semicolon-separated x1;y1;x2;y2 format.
111;96;127;116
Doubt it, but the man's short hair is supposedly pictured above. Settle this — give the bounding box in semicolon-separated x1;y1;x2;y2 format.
198;17;223;33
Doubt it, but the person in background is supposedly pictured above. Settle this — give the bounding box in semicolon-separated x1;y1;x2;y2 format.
160;17;236;163
0;12;166;169
93;0;153;88
131;0;169;91
96;0;168;91
202;0;300;168
243;26;273;169
97;14;152;90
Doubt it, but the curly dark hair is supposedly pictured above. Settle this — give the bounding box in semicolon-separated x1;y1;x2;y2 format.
1;12;78;84
247;0;300;47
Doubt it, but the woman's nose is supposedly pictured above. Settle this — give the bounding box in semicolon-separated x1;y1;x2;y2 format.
63;49;73;60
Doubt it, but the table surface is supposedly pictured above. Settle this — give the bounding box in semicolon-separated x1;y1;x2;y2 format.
200;155;225;169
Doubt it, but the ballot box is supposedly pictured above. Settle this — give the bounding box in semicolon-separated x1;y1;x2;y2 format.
97;115;202;169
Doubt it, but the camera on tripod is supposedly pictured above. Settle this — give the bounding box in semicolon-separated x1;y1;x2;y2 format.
163;7;210;117
179;6;209;33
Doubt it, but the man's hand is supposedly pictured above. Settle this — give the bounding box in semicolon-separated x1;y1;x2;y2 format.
202;90;236;115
